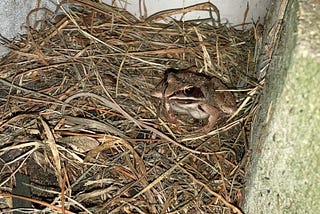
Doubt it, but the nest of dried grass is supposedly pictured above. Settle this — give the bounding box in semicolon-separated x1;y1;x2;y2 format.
0;1;259;213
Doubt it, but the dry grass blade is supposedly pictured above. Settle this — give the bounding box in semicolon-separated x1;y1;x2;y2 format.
39;117;63;187
146;2;220;23
178;166;243;214
0;192;75;214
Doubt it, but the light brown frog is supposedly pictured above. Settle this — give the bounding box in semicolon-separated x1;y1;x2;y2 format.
152;67;237;132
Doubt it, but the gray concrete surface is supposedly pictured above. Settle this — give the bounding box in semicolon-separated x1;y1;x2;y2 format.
243;0;320;213
0;0;56;56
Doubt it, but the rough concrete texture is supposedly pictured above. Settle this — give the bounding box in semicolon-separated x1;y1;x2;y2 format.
244;0;320;213
0;0;56;56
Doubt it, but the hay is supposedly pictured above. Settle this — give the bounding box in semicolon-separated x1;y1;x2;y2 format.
0;1;259;213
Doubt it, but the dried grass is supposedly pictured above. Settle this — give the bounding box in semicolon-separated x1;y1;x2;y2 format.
0;1;260;213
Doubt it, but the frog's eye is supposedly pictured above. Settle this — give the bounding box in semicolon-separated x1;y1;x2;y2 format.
183;86;204;98
183;86;195;95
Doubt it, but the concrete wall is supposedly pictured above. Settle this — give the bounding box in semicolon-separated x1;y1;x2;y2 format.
243;0;320;213
0;0;56;56
103;0;270;25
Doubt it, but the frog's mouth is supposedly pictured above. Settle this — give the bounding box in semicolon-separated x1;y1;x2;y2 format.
168;100;210;120
168;97;204;104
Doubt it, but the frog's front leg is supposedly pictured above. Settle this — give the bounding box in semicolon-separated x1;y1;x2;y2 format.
198;104;220;133
164;102;177;122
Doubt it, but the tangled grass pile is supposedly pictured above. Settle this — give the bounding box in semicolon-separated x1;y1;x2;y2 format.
0;1;260;213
